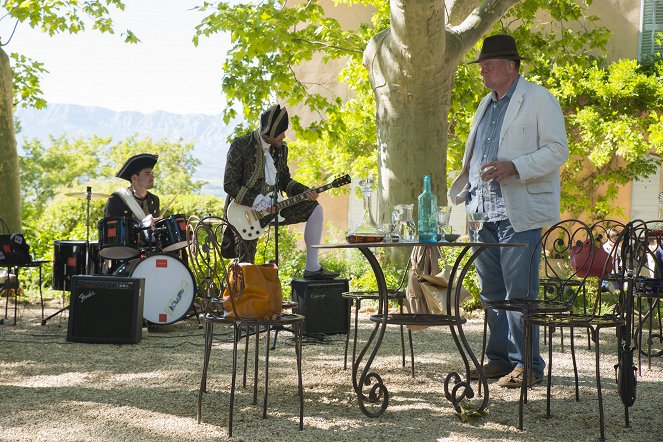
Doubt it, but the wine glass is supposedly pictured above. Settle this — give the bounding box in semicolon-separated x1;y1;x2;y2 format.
467;212;486;241
437;206;452;241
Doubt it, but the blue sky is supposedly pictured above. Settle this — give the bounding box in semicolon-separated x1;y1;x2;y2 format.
6;0;230;115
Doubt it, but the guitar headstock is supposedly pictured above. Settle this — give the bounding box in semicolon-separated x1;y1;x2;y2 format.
332;174;352;188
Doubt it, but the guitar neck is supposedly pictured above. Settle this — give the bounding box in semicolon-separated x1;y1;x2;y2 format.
275;183;334;212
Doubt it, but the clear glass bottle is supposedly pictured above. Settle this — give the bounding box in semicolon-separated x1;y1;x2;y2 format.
417;175;438;242
346;177;385;243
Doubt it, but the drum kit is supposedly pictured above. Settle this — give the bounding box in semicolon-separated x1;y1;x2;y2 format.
47;187;196;327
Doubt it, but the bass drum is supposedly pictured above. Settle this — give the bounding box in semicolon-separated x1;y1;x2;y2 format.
52;240;100;291
115;254;195;325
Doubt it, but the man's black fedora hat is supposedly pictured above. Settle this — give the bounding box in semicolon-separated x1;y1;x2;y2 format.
469;34;530;64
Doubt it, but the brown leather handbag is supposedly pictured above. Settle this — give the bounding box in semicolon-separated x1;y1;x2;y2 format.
223;260;283;320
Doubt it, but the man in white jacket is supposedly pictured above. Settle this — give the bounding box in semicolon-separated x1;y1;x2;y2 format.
450;34;569;388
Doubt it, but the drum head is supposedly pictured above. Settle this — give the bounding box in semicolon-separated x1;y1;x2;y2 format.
126;254;195;324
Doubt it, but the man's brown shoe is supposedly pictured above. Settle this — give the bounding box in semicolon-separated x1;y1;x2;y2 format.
469;363;512;380
496;367;543;388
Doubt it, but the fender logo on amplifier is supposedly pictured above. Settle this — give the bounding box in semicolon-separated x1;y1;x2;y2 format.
79;290;96;303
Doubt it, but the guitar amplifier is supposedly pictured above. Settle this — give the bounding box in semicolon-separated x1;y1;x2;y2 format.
291;278;349;336
67;275;144;344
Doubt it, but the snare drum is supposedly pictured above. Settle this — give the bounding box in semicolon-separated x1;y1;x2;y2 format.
114;254;195;324
98;217;140;260
156;214;189;252
52;240;100;291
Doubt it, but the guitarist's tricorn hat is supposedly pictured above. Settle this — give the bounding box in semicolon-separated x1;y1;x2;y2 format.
116;153;159;181
260;104;289;142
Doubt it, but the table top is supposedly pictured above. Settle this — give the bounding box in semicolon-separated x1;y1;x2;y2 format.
313;240;527;249
1;259;49;268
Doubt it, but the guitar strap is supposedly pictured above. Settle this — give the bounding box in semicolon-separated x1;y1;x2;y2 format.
116;187;148;222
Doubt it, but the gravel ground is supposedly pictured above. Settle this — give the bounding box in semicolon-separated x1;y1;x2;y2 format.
1;302;662;442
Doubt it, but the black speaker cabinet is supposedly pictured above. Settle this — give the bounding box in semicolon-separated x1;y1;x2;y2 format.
67;275;145;344
291;278;349;336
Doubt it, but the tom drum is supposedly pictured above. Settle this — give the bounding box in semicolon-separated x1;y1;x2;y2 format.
156;214;189;252
98;217;140;260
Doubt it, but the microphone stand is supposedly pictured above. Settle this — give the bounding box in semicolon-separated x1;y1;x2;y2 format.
272;145;281;267
85;186;91;275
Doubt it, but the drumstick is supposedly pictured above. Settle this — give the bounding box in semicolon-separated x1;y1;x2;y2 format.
159;190;181;218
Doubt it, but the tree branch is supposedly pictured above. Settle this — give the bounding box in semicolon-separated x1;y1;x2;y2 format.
291;37;364;55
451;0;523;56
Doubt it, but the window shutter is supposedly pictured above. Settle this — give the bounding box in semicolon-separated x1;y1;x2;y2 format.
640;0;663;61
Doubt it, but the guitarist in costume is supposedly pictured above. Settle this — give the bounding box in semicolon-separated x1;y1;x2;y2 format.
224;104;338;280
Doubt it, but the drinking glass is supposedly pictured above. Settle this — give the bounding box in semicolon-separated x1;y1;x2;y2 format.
480;164;497;197
467;212;486;241
437;206;452;241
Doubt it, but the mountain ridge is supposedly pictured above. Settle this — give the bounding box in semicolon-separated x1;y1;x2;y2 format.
14;103;235;196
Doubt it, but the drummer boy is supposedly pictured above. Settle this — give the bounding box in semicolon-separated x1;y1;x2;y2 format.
105;153;161;226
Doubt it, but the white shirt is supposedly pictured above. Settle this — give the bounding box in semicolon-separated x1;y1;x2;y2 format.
260;137;277;186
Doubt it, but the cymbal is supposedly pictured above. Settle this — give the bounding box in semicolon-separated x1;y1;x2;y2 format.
64;191;110;200
201;218;225;224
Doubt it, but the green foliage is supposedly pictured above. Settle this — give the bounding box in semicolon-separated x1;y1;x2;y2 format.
548;59;663;220
1;0;133;38
195;0;658;221
9;53;47;110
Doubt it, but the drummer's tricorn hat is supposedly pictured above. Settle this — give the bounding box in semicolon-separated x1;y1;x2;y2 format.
116;153;158;181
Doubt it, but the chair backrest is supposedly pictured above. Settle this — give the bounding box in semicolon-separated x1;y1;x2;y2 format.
536;219;595;305
187;216;236;315
625;219;663;296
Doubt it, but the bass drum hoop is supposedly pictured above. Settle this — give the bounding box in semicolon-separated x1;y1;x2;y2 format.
116;254;196;325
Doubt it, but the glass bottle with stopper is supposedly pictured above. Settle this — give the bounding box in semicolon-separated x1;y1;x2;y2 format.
346;177;385;243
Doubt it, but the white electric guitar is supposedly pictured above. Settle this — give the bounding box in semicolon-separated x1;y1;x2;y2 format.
226;174;351;240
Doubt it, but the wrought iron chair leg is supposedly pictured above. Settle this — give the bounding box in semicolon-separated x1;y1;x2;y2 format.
296;322;304;430
519;317;529;430
648;298;654;370
399;299;406;369
263;327;271;419
408;329;415;378
344;297;352;370
570;325;579;401
351;299;361;371
478;310;488;397
243;326;250;388
229;323;239;437
197;321;214;424
594;330;606;442
253;325;260;405
546;326;553;417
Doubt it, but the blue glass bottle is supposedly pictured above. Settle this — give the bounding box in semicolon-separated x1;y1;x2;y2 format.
417;175;438;242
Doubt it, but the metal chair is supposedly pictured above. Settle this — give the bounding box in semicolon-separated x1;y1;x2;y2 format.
342;258;415;376
189;216;304;437
478;219;594;398
522;220;638;441
629;219;663;372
